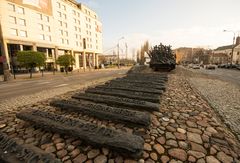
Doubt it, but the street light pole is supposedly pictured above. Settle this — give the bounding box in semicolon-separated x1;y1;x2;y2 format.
223;30;236;68
117;37;124;69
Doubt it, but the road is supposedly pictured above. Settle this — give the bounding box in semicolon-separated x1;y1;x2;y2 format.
0;69;128;100
188;67;240;87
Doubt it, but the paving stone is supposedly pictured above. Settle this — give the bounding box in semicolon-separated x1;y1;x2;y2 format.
174;132;186;140
144;143;152;151
166;132;176;140
45;145;57;153
94;155;107;163
150;152;158;161
70;148;80;158
124;159;137;163
166;126;176;132
153;144;165;154
73;154;87;163
178;141;188;150
217;151;233;163
196;158;206;163
57;149;68;159
187;150;205;159
206;156;220;163
161;155;170;163
168;148;187;161
190;142;207;154
188;156;196;162
166;140;178;147
177;128;186;134
56;143;65;150
187;132;203;144
206;127;218;134
88;149;100;159
156;136;166;145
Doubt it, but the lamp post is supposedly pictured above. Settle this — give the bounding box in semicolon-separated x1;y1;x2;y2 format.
223;30;236;68
117;37;124;69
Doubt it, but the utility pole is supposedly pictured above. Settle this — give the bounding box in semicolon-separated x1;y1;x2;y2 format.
117;37;124;69
125;43;128;59
223;30;238;68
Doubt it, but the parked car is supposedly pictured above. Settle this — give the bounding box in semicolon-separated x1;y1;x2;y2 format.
192;64;200;69
205;64;216;70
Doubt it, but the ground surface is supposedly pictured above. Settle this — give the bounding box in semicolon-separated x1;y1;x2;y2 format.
0;67;240;163
181;66;240;142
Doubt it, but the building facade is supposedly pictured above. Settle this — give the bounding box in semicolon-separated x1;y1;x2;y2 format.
213;36;240;64
0;0;102;73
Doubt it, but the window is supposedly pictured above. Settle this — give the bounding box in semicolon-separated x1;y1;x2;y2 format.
61;38;64;44
77;12;80;17
10;28;17;36
88;11;90;15
37;13;42;20
72;10;76;15
86;24;88;28
78;28;81;32
46;26;50;32
17;7;24;14
59;30;63;35
75;34;78;39
237;52;240;55
86;31;88;35
64;22;67;28
38;24;44;30
19;30;27;37
39;34;44;40
78;20;80;25
65;39;69;44
74;18;77;23
57;2;60;8
75;26;77;31
96;40;98;43
85;9;87;14
80;42;82;47
63;14;67;19
9;16;16;24
58;20;62;26
57;11;61;17
62;5;66;10
8;3;15;11
79;35;81;39
43;15;49;22
89;32;91;36
45;35;51;41
76;41;78;46
64;31;68;36
19;18;26;26
96;46;98;49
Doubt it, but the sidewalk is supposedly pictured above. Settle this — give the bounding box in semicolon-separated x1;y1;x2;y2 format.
0;67;130;83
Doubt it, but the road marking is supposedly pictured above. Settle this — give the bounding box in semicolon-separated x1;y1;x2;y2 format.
54;84;68;88
36;81;50;85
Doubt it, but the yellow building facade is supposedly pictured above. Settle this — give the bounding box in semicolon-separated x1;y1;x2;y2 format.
0;0;102;72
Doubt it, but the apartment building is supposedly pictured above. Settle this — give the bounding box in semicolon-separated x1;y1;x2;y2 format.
0;0;102;73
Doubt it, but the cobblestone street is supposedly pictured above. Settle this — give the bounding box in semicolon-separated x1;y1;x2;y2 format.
0;67;239;162
182;67;240;141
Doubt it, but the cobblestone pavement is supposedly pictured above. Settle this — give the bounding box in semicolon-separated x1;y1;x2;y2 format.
181;67;240;141
0;68;240;162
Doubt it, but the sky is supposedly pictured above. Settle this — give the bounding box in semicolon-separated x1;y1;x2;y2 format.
78;0;240;56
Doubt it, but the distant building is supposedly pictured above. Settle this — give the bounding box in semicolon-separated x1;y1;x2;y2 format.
0;0;103;73
213;36;240;64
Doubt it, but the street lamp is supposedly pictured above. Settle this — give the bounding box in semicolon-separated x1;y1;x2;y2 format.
117;37;124;69
223;30;236;68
